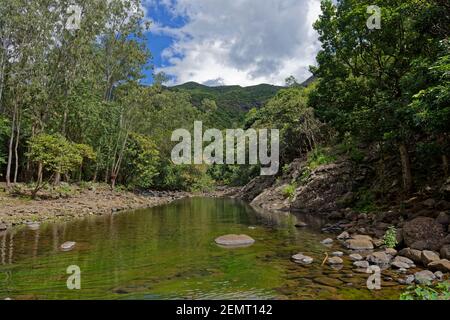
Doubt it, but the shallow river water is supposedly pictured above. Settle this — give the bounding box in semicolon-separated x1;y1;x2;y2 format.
0;197;405;299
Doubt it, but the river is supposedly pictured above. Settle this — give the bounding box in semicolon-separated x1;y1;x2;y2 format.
0;197;403;299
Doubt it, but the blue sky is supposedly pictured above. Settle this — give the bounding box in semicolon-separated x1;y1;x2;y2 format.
142;0;321;87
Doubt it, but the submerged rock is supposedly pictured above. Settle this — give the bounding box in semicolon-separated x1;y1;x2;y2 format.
60;241;76;251
215;234;255;247
295;221;308;228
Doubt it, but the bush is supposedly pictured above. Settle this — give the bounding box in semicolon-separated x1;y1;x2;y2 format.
307;147;336;170
383;226;398;249
400;282;450;300
283;183;297;201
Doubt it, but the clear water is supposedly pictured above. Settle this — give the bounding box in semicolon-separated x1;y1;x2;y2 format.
0;198;403;300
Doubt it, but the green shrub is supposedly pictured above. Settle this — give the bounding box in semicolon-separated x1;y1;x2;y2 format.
353;188;377;213
383;226;398;248
400;282;450;300
283;183;297;201
307;147;336;170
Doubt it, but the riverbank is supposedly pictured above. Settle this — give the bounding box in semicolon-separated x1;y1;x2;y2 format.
0;183;189;229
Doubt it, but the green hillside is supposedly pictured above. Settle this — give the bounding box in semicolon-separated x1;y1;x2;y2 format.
169;82;284;128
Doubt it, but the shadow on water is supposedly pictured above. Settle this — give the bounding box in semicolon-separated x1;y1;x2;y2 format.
0;197;403;300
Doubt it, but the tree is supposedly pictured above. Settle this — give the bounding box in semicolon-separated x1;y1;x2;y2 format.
310;0;447;192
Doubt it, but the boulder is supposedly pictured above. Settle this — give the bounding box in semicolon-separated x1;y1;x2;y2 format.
349;253;363;261
351;234;373;242
345;239;374;250
427;259;450;273
440;244;450;259
215;234;255;247
403;217;445;251
414;270;436;284
398;248;422;264
393;256;415;267
292;253;314;265
421;250;440;266
366;251;391;266
60;241;76;251
436;212;449;225
385;248;397;257
422;198;436;208
327;257;344;265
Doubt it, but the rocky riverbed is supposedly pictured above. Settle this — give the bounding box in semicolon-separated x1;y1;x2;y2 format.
0;183;188;229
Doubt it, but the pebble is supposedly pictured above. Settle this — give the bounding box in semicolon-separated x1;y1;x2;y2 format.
321;238;334;245
332;251;344;257
353;261;369;269
292;253;314;265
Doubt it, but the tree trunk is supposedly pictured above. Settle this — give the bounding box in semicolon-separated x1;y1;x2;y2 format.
13;115;21;183
54;172;61;186
399;143;413;193
443;155;449;177
5;106;16;187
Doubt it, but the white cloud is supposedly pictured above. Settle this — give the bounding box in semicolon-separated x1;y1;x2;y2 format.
147;0;322;86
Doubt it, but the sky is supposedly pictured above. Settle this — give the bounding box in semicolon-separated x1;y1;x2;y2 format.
142;0;322;87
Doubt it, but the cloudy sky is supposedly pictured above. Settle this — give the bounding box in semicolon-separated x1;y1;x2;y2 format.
143;0;322;86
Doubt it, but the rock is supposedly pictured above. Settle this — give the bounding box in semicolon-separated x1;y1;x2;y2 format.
385;248;397;256
26;222;40;231
337;231;350;240
398;248;422;264
436;212;449;225
353;261;369;268
351;234;373;242
397;268;408;274
393;256;415;267
327;257;344;265
414;270;436;284
321;238;333;245
421;250;441;266
366;251;391;266
422;198;436;208
292;253;314;265
295;221;308;228
215;234;255;247
345;239;374;250
60;241;76;251
398;275;415;285
403;217;445;251
427;259;450;273
434;271;444;281
440;244;450;259
349;253;363;261
392;261;411;269
0;223;7;231
332;251;344;257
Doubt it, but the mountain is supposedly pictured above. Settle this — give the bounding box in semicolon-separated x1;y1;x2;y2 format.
169;82;284;127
